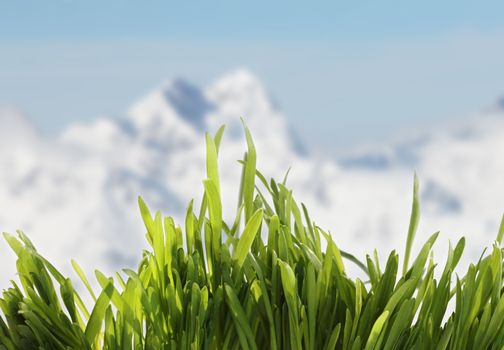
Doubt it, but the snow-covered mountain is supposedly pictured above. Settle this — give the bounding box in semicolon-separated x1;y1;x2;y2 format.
1;69;503;289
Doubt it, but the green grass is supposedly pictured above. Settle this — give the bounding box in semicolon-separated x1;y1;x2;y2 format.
1;123;504;349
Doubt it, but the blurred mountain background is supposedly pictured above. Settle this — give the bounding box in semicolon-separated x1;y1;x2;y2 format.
1;1;504;287
1;69;504;287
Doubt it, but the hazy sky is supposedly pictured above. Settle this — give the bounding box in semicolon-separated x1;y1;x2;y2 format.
1;0;504;153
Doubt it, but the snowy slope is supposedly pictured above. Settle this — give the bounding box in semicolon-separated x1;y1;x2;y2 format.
1;69;503;290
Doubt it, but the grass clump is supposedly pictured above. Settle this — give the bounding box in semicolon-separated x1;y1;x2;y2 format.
1;123;504;349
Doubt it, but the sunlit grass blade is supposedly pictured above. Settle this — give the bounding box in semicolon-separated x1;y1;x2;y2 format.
84;281;114;346
233;209;263;268
403;173;420;276
241;118;257;223
497;213;504;244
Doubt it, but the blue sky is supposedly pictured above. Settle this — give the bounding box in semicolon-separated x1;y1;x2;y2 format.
1;1;504;153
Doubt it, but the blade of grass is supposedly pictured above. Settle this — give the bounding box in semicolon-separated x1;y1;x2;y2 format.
403;173;420;276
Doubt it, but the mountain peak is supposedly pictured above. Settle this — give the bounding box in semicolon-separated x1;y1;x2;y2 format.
123;70;297;154
207;68;266;97
212;69;263;89
157;78;214;130
128;78;213;139
206;69;275;116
